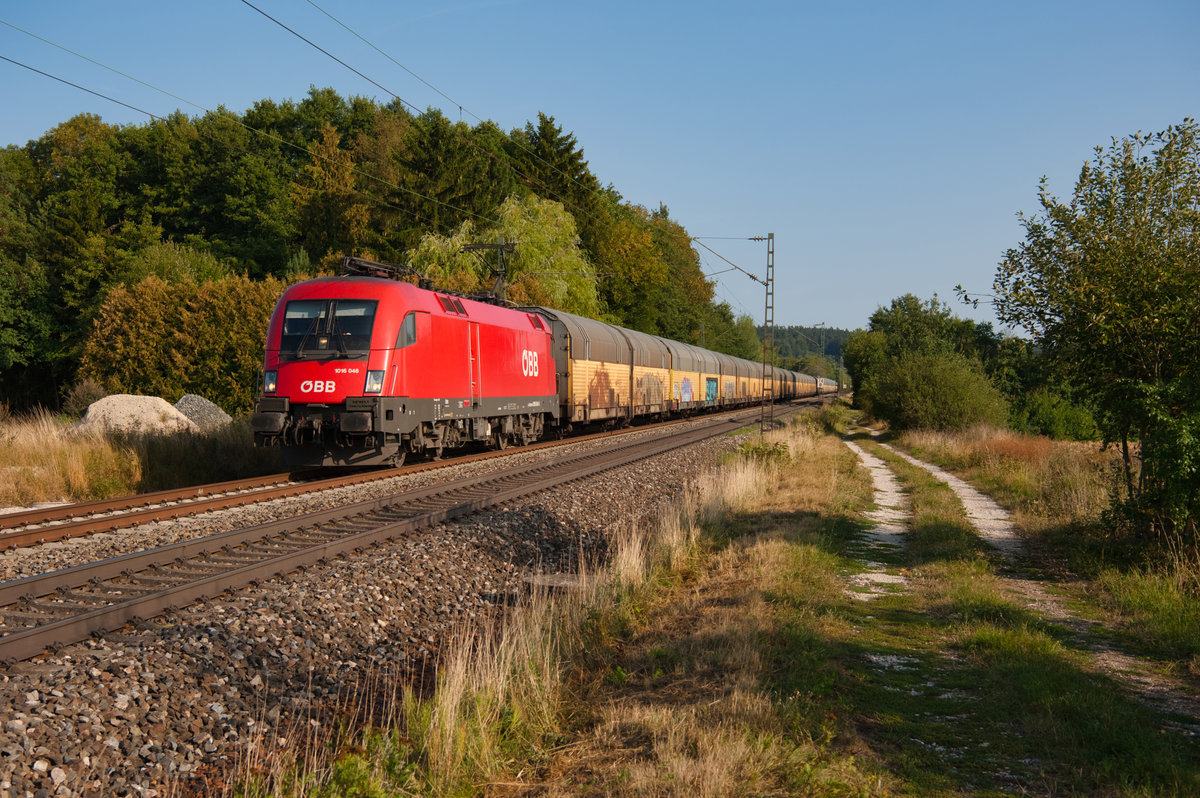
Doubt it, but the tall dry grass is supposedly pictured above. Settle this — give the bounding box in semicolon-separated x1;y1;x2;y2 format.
0;409;141;506
230;419;833;796
897;424;1200;668
899;425;1120;528
0;410;283;507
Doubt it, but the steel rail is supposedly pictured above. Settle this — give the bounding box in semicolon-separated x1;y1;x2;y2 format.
0;414;709;550
0;473;294;530
0;410;767;664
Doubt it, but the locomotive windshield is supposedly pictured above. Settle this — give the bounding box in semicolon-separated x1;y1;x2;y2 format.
279;298;378;359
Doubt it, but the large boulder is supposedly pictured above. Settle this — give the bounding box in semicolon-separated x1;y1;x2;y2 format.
78;395;199;435
174;394;233;431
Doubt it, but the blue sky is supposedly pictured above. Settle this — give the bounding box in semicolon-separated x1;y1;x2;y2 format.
2;1;1197;331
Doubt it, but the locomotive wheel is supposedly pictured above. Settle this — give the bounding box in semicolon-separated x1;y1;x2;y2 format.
494;430;509;450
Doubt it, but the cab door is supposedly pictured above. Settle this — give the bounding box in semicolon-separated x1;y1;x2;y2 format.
469;321;482;407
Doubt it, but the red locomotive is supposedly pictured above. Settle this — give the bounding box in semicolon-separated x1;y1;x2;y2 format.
251;258;821;467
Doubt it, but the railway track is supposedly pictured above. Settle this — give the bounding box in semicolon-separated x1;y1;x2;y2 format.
0;407;778;665
0;398;830;551
0;415;707;551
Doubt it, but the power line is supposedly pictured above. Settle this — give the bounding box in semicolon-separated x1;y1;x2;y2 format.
691;238;764;285
239;0;408;110
5;6;647;264
305;0;465;118
0;55;165;123
0;22;496;230
305;0;605;203
287;0;608;228
0;19;206;113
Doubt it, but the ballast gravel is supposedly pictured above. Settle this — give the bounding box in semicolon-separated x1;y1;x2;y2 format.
0;424;750;796
173;395;232;432
76;396;198;436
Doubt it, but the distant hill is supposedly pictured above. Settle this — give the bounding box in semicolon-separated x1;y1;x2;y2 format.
761;325;852;362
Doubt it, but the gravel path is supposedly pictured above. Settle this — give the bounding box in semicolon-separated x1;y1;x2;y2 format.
841;440;910;600
0;424;750;797
878;443;1023;561
858;436;1200;740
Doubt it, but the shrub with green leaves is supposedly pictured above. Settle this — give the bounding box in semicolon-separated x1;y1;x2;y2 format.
80;274;287;414
1010;387;1098;441
995;119;1200;546
872;351;1009;432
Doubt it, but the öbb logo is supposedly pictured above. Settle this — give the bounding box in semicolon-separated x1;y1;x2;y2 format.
301;380;337;393
521;350;539;377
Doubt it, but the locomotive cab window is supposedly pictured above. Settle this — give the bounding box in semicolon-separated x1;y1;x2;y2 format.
395;311;418;349
280;298;378;358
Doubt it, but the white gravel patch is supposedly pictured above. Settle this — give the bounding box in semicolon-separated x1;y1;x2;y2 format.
78;395;198;436
842;439;910;600
878;443;1024;561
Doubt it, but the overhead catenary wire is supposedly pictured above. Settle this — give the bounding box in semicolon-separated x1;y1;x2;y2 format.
0;22;496;231
3;7;681;272
239;0;409;111
691;238;764;285
0;55;167;123
0;19;207;114
243;0;606;233
302;0;610;213
240;0;604;231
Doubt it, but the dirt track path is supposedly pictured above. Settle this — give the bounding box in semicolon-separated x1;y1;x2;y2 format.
853;435;1200;738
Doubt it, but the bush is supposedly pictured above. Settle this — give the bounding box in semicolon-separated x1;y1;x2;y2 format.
62;378;107;418
1011;388;1099;441
80;274;289;414
873;351;1009;432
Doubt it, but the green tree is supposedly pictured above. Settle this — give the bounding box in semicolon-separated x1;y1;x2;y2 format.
351;104;413;262
388;110;511;250
509;112;600;234
408;194;600;318
994;119;1200;544
0;146;55;406
589;192;663;328
719;313;763;361
842;329;885;415
291;123;370;261
844;294;1009;430
873;351;1008;432
80;274;286;413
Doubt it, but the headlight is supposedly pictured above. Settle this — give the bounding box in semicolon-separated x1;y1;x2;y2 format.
263;370;278;394
364;370;385;394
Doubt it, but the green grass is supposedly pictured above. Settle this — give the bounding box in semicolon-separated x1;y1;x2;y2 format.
228;414;1200;796
1095;568;1200;662
766;435;1200;795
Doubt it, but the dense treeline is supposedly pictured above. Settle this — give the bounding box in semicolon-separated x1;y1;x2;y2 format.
771;325;850;362
0;88;759;412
